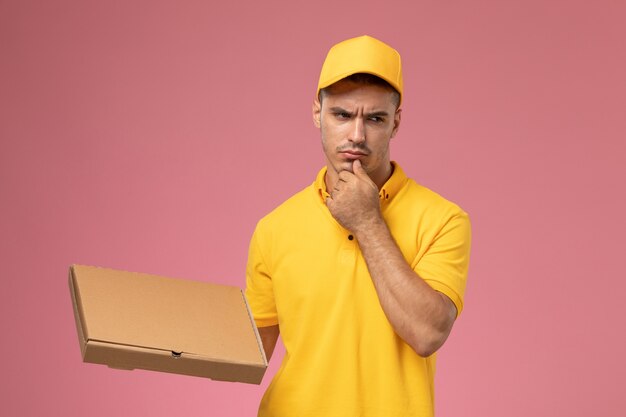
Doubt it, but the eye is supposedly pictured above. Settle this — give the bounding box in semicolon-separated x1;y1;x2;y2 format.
368;116;384;123
335;112;351;119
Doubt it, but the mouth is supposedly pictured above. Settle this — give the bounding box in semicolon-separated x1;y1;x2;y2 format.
339;150;368;160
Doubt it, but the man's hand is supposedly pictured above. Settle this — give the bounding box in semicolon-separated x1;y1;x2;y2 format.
325;160;382;233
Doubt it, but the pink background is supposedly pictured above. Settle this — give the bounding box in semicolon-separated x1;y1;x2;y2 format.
1;0;625;415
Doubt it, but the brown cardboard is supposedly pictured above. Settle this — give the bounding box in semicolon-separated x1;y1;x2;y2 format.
69;264;267;384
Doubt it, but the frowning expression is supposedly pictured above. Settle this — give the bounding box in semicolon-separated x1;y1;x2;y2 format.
313;80;401;190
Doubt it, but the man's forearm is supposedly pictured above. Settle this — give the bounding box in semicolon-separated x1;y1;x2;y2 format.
354;219;456;357
324;160;457;356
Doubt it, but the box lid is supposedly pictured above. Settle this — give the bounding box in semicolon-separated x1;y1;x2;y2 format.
70;264;267;382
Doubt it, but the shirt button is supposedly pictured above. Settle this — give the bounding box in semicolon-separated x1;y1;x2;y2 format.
348;235;354;240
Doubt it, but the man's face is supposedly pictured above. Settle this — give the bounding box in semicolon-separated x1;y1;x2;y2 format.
313;80;401;189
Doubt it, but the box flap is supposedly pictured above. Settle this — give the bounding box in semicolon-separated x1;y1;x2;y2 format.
69;267;88;357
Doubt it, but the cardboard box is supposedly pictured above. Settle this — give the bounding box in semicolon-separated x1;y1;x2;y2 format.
69;264;267;384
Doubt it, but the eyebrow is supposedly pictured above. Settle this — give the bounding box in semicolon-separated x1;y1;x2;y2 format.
365;111;390;118
329;106;350;114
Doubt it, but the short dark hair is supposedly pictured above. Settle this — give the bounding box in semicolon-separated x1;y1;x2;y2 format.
319;73;401;107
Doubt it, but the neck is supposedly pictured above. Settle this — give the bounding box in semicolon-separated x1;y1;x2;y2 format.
371;162;394;190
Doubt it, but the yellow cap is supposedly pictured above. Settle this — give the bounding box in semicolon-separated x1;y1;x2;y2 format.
317;35;403;104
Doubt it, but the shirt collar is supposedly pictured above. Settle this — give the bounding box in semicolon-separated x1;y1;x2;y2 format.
315;161;408;204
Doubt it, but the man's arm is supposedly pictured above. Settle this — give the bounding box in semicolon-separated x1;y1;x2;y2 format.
353;218;457;357
326;160;457;357
258;325;280;361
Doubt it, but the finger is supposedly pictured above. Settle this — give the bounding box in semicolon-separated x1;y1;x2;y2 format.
337;171;352;182
352;160;377;189
352;159;367;178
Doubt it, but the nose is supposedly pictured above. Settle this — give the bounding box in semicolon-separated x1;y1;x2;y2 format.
348;116;365;144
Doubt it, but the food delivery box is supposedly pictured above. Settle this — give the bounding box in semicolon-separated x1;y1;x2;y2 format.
69;264;267;384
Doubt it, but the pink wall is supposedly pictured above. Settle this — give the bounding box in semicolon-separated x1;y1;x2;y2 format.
1;0;625;415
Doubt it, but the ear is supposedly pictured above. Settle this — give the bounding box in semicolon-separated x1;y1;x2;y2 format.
312;97;321;129
390;108;402;138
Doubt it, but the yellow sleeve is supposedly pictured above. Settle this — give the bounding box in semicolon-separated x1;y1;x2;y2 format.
414;211;471;317
245;225;279;327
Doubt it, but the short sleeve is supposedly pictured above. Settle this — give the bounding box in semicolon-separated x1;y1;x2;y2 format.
414;211;471;317
245;225;279;327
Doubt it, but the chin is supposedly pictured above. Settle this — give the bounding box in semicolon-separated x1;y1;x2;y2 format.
338;161;355;172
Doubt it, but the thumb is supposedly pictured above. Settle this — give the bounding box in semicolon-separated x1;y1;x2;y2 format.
353;159;368;179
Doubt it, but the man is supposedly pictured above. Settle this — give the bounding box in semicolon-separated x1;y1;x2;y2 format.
245;35;471;417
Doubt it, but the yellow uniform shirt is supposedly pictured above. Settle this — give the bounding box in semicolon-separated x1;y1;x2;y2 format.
246;162;471;417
